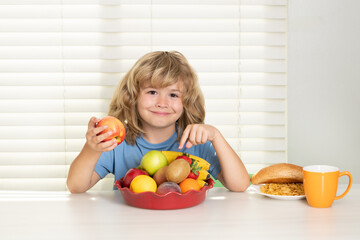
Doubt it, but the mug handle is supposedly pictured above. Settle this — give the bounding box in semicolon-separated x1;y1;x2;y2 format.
335;171;353;200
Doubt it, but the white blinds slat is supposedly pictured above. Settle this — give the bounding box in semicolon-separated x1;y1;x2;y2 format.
0;166;66;178
0;5;286;19
0;46;286;59
0;32;285;46
1;20;286;32
0;113;105;125
206;112;285;125
0;0;287;5
0;179;67;191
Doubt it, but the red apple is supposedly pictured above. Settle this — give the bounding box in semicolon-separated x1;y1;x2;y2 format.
122;168;149;188
97;116;126;145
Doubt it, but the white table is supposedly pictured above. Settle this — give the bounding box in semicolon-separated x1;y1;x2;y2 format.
0;184;359;240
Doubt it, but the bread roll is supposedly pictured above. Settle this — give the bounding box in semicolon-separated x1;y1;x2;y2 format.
251;163;303;185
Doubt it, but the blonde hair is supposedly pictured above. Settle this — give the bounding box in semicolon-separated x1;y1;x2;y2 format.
108;51;205;145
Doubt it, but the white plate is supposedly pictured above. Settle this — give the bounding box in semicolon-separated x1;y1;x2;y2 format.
248;184;306;200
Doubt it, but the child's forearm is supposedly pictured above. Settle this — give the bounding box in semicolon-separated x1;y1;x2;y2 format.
66;143;102;193
212;132;250;192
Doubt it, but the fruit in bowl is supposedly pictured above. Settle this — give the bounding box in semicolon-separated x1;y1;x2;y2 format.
179;178;201;193
140;150;168;176
166;159;190;183
115;177;215;210
114;151;214;210
130;175;157;193
153;166;168;186
156;182;181;195
122;168;149;188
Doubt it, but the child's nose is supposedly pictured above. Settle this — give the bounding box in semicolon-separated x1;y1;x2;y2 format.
156;95;168;108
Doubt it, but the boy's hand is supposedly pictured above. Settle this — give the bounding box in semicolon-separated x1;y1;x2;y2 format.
85;117;118;152
179;124;219;149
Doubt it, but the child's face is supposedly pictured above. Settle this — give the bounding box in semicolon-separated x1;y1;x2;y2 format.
137;81;184;131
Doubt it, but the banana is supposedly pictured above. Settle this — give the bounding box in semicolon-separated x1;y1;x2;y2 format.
160;151;183;164
197;169;210;181
192;158;210;171
197;179;208;188
161;151;211;171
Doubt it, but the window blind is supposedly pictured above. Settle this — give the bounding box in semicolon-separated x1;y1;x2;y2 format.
0;0;287;191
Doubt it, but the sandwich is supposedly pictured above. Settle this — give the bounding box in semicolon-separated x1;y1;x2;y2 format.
251;163;304;196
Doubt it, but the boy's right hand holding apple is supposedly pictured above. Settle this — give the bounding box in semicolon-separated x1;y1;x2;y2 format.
67;116;123;193
85;117;118;152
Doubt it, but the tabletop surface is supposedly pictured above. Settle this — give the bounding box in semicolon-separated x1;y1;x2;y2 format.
0;184;359;240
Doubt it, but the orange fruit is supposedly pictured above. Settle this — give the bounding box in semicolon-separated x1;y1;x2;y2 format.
179;178;201;193
130;175;157;193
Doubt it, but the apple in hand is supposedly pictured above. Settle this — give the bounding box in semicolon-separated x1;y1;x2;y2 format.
122;168;149;188
140;150;168;176
97;116;126;145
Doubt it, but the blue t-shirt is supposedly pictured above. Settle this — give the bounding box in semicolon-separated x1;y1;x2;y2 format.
94;130;221;185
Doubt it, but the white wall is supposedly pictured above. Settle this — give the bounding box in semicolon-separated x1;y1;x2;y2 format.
288;0;360;183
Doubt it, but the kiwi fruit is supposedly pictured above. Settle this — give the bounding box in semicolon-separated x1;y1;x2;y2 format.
153;166;168;186
165;159;190;183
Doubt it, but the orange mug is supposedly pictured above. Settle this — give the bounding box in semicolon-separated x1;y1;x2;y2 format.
303;165;352;208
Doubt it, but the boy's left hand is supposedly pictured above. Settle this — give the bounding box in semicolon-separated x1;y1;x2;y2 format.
179;124;219;149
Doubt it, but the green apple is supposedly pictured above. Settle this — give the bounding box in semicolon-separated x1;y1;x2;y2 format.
140;150;168;176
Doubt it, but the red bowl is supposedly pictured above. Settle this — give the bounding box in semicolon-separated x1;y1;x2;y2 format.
114;178;214;210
